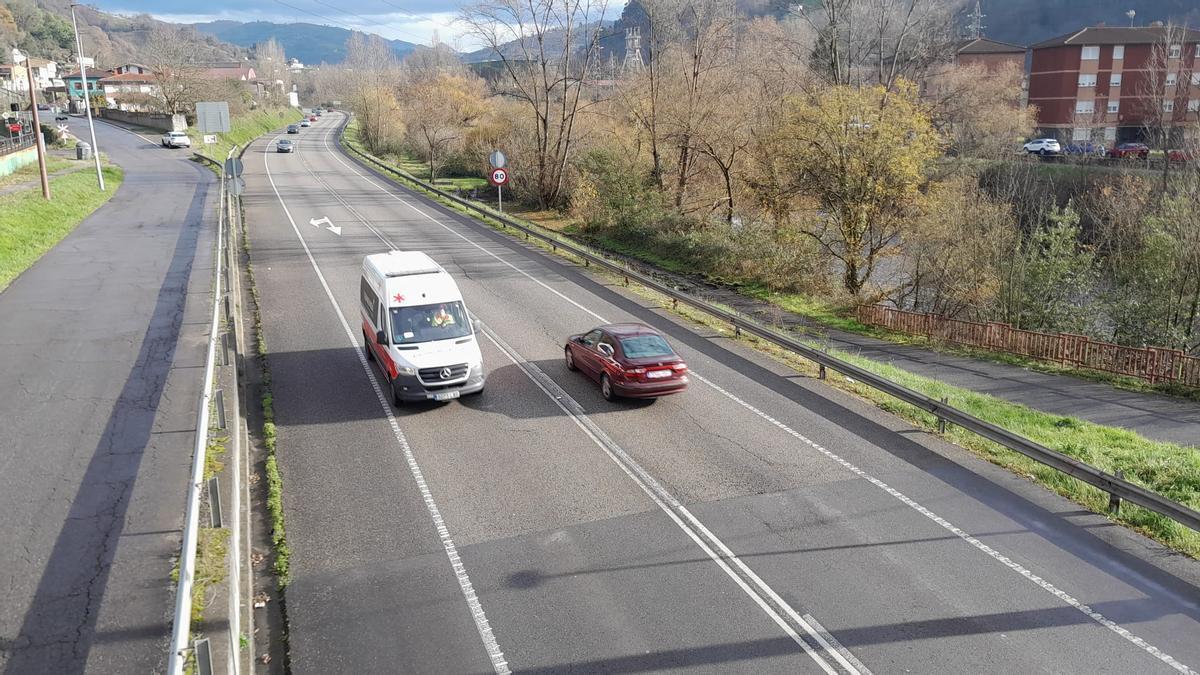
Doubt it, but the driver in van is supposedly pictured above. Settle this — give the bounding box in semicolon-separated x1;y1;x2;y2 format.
431;305;456;328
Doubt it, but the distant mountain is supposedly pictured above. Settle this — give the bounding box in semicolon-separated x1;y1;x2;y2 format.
976;0;1200;47
192;20;417;65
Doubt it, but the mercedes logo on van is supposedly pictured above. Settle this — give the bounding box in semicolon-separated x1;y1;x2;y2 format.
440;368;452;380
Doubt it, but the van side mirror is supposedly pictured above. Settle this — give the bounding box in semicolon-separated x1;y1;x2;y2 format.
472;319;482;334
598;343;614;358
376;330;388;346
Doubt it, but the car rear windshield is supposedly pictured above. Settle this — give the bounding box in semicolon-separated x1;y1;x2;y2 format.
389;301;471;344
620;334;673;358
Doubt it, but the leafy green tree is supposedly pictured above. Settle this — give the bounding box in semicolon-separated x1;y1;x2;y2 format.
1000;205;1098;334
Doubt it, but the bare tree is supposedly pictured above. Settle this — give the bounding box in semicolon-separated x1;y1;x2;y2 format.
143;27;208;114
1138;22;1191;188
459;0;610;208
793;0;962;90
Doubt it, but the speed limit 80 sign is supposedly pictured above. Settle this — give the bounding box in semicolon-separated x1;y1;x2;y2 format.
489;167;509;186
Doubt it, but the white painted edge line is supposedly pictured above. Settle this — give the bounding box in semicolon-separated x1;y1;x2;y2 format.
261;141;510;674
90;116;157;145
481;325;859;675
326;112;1197;675
802;613;872;675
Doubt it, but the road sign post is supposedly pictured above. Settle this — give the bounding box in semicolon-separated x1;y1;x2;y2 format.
489;167;509;213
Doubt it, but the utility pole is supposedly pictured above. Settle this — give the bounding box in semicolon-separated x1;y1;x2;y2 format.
968;1;986;40
69;1;105;191
19;52;50;200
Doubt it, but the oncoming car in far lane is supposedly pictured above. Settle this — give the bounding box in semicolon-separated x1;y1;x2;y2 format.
565;324;688;401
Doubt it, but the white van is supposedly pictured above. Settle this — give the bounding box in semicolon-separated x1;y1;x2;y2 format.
360;251;485;404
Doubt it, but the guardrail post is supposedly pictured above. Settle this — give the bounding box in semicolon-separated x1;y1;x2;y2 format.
818;364;826;380
223;295;232;325
937;397;948;434
672;298;678;310
207;477;222;528
193;637;213;675
214;389;226;430
220;332;230;367
1109;470;1124;514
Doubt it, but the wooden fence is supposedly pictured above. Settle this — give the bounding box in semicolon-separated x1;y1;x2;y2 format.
856;305;1200;387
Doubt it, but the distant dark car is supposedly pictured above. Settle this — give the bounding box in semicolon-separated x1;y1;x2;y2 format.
54;113;68;121
287;124;300;134
565;323;689;401
1108;142;1150;159
1063;141;1106;156
277;139;294;153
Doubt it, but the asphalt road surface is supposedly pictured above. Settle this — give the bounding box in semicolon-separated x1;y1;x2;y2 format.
242;112;1200;674
0;120;216;672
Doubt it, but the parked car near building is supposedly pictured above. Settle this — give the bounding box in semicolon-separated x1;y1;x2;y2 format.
1063;141;1106;156
1107;142;1150;159
1023;138;1061;155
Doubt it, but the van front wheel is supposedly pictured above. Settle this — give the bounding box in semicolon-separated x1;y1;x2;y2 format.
391;376;404;407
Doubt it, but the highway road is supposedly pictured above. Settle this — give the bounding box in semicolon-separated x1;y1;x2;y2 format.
241;112;1200;674
0;119;216;672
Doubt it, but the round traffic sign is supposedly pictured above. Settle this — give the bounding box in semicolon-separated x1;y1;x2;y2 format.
489;167;509;186
488;150;507;168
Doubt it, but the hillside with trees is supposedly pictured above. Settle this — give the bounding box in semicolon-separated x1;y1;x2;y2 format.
192;20;417;66
1;0;243;66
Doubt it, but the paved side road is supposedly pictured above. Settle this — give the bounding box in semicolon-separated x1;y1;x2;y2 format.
619;264;1200;446
0;120;216;672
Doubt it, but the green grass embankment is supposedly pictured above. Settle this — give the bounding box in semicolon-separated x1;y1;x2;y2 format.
0;164;123;291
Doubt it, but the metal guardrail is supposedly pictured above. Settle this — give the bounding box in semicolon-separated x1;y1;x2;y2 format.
0;132;36;156
167;147;235;674
337;118;1200;535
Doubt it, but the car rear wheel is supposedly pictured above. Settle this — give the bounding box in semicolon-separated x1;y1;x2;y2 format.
601;374;616;401
565;347;577;371
1038;149;1048;156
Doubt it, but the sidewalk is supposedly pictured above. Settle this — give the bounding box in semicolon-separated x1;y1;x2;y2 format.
618;258;1200;447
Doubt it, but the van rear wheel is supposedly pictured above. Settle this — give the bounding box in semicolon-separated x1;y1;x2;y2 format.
363;332;375;361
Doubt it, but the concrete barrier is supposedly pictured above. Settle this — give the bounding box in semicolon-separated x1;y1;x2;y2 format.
100;109;186;132
0;145;37;177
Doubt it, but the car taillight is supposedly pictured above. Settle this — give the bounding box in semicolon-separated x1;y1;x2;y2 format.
673;363;688;371
625;367;647;374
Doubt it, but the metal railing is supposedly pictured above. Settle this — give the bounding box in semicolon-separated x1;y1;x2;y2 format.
0;131;35;156
337;118;1200;534
167;147;235;674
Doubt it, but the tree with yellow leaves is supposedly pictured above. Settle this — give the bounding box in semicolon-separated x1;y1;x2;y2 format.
769;82;942;297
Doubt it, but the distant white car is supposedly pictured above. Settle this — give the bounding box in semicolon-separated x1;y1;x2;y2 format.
1023;138;1061;155
161;131;191;148
299;120;311;128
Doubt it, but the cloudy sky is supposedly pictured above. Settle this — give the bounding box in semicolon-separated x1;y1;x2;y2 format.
98;0;474;48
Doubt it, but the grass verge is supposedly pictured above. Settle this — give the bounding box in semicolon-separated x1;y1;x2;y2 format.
240;197;290;589
0;164;122;291
0;156;78;188
342;125;1200;558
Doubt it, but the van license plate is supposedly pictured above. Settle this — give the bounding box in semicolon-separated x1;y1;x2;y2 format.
433;391;460;401
647;370;672;379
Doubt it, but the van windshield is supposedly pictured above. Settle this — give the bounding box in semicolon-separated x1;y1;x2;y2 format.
390;301;472;345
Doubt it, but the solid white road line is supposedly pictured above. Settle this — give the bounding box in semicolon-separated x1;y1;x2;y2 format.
321;112;1196;675
481;326;861;675
261;141;510;674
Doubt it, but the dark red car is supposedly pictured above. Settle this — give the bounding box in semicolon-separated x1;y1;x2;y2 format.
308;115;317;122
1168;148;1196;163
1107;142;1150;159
565;323;688;400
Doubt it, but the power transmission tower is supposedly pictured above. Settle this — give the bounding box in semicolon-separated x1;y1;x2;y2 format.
968;1;985;39
622;27;644;72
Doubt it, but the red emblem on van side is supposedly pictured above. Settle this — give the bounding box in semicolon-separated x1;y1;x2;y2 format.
393;293;405;303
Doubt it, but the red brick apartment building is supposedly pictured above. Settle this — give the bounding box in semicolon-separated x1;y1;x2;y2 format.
1029;25;1200;145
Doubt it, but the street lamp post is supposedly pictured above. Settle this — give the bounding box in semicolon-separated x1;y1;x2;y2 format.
69;1;104;191
20;51;50;200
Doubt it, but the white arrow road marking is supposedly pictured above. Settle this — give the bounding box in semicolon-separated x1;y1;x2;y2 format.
309;216;342;236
